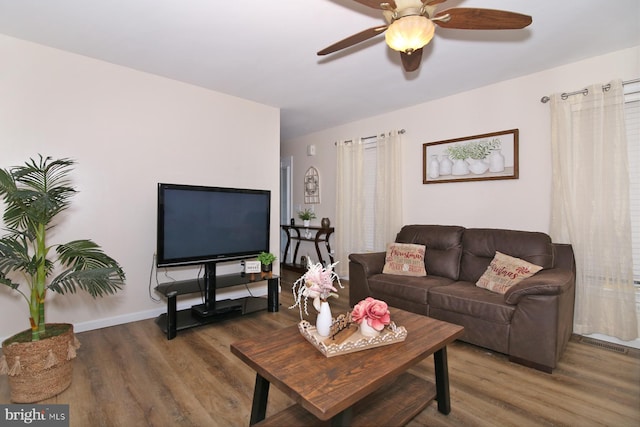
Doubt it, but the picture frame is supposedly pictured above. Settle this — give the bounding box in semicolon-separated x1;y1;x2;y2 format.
422;129;519;184
304;166;320;203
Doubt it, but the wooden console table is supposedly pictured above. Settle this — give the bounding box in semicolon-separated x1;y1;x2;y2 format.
281;225;334;272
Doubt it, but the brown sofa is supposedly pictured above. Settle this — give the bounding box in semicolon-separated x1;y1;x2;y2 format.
349;225;576;373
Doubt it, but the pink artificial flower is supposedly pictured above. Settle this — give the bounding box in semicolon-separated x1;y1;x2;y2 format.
290;261;343;318
303;262;338;300
351;297;391;331
351;300;367;323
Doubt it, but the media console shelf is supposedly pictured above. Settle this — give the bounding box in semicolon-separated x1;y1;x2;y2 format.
155;267;279;340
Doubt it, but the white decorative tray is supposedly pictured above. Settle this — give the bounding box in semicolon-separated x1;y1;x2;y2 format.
298;319;407;358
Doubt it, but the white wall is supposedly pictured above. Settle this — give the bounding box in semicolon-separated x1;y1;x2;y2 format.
0;35;281;340
282;46;640;268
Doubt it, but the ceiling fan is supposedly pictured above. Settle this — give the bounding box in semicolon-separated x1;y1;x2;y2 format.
317;0;532;72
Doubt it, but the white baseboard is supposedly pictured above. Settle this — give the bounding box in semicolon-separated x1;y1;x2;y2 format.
73;306;167;334
69;282;273;335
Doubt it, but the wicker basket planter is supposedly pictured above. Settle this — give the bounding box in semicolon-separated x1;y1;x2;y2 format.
1;323;79;403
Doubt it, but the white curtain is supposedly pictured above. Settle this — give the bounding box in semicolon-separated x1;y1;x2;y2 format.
335;131;404;277
550;79;638;340
374;130;404;250
335;138;365;277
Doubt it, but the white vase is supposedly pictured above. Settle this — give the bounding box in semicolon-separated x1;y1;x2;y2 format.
428;155;440;179
488;149;505;172
451;159;469;176
439;155;453;175
316;300;332;337
359;320;380;337
303;219;310;227
466;158;489;175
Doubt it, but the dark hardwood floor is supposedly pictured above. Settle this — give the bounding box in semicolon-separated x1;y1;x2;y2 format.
1;270;639;426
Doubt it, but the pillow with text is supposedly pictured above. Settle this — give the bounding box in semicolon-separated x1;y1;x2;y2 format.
382;243;427;277
476;251;543;294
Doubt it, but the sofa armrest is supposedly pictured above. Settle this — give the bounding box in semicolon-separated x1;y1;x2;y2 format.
348;252;386;276
504;268;575;304
553;243;576;272
507;267;576;370
348;252;386;307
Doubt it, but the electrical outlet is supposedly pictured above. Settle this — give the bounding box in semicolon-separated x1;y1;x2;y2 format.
300;256;307;266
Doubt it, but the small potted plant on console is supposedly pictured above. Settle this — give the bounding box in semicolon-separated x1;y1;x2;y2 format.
257;251;277;279
0;155;126;403
298;208;316;227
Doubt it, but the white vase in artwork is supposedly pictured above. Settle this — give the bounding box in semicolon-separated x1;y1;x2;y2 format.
488;149;505;173
439;155;453;175
428;155;440;179
466;158;489;175
316;300;332;337
451;159;469;176
358;320;380;337
303;219;310;227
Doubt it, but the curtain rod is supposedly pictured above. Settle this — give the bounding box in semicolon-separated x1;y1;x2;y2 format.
334;129;405;146
540;78;640;103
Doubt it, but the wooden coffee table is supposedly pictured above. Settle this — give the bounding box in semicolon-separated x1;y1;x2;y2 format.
230;308;464;426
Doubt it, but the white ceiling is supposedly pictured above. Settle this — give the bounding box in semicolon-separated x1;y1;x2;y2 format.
0;0;638;140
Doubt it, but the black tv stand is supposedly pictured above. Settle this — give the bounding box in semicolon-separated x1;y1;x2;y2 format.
155;262;279;339
191;301;242;318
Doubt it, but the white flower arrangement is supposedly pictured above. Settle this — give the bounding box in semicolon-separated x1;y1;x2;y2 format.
289;260;344;319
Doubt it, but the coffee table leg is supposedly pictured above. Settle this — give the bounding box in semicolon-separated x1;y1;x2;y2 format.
434;346;451;415
250;373;270;425
331;407;353;427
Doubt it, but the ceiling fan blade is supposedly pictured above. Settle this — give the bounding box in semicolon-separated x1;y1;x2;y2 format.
400;48;423;72
422;0;448;5
317;25;388;56
352;0;397;9
434;8;532;30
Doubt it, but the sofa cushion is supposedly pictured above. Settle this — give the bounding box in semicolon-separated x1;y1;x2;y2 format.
428;281;516;324
382;243;427;276
395;225;464;280
459;228;553;283
368;273;453;306
476;251;543;294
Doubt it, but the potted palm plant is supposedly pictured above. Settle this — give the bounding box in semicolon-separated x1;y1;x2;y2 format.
0;155;126;402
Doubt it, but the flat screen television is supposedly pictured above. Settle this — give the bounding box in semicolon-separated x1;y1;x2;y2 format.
157;183;271;267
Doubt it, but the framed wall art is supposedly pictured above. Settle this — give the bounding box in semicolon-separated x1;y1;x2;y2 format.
304;166;320;203
422;129;519;184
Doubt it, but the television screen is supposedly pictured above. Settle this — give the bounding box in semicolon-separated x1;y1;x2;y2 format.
157;183;271;267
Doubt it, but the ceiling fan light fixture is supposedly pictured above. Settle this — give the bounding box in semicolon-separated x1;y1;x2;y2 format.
384;15;435;54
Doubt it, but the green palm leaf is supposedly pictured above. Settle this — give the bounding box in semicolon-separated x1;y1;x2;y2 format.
0;155;75;233
0;236;31;274
49;240;125;297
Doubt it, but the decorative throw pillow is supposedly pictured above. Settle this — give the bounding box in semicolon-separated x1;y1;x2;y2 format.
476;251;543;294
382;243;427;277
